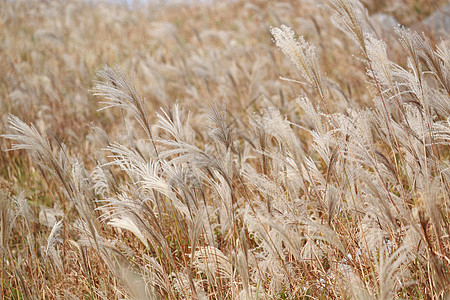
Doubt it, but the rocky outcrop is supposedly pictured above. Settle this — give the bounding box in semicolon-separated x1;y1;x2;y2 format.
370;5;449;40
370;13;399;39
418;4;450;38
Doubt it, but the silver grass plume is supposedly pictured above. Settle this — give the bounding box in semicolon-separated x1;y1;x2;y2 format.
93;66;160;158
271;25;328;106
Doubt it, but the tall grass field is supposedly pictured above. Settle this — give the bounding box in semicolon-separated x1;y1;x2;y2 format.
1;0;449;298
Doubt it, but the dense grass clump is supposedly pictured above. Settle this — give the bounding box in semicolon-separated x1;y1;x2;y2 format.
1;0;449;298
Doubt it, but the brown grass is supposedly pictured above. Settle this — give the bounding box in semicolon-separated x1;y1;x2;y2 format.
1;0;449;298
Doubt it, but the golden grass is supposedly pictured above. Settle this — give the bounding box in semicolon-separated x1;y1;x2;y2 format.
1;0;449;298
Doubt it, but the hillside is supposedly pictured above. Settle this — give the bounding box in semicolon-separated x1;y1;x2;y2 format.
1;0;449;298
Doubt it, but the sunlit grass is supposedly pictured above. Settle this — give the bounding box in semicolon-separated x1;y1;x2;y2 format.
1;0;449;298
